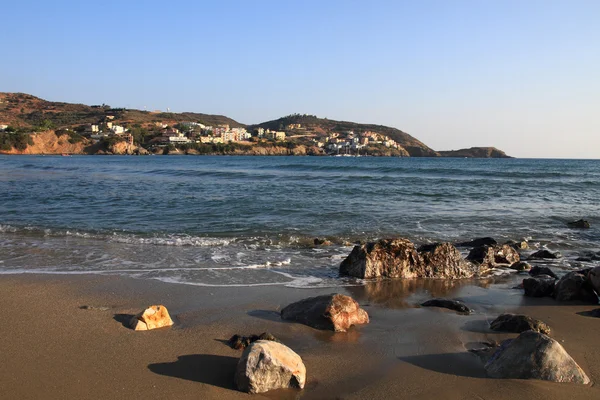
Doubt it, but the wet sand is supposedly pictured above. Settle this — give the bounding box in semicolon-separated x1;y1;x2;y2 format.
1;274;599;399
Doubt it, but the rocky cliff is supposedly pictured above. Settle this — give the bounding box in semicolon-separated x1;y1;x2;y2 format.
0;130;89;155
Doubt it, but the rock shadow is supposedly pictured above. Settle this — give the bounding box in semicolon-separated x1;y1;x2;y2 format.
148;354;238;390
576;309;600;318
247;309;284;323
113;313;134;328
399;352;487;378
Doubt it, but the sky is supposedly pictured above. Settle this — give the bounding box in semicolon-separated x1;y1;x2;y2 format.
1;0;598;158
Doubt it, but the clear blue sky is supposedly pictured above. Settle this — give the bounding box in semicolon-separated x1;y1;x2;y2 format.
2;0;598;158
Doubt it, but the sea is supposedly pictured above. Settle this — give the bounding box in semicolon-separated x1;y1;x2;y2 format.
0;155;598;288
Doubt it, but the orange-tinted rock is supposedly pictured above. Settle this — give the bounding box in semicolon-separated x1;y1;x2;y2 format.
129;305;174;331
281;294;369;332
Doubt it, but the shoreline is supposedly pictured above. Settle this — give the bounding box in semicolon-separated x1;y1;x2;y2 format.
2;273;599;399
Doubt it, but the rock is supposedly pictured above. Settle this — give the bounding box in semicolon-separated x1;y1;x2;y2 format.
528;249;561;260
466;244;520;268
554;272;598;303
567;219;590;229
529;266;558;279
129;305;174;331
523;277;555;297
588;309;600;318
490;313;551;334
417;242;479;278
456;237;497;247
505;240;529;250
420;298;471;313
228;332;279;350
235;340;306;393
589;266;600;295
340;238;422;279
510;261;531;272
484;330;590;383
281;294;369;332
314;238;332;246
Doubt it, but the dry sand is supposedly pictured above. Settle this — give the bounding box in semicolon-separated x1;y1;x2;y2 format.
0;274;599;399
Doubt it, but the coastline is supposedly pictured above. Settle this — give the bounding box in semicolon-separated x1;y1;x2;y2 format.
2;273;599;399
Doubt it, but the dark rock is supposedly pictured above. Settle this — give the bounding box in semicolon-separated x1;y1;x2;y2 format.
505;240;529;250
528;249;561;260
554;272;599;303
529;266;558;279
314;238;332;246
417;242;479;278
489;313;551;334
589;308;600;318
523;277;555;297
466;244;520;268
567;219;590;229
590;266;600;295
510;261;531;272
420;298;471;313
340;239;479;279
456;237;497;248
484;331;590;383
281;294;369;332
228;332;279;350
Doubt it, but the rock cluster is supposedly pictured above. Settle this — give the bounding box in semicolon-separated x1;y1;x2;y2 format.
281;294;369;332
129;305;174;331
466;244;520;268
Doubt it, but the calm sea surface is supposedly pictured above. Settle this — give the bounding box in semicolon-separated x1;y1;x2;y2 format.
0;155;598;287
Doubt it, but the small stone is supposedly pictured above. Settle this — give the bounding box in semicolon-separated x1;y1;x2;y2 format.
129;305;174;331
528;249;561;260
235;340;306;393
510;261;531;272
314;238;332;246
490;313;551;334
420;298;471;313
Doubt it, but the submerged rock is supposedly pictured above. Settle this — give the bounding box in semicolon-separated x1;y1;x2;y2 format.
235;340;306;393
420;298;471;313
228;332;279;350
528;249;561;260
484;331;590;384
129;305;174;331
554;272;598;303
489;314;551;334
523;277;555;297
281;294;369;332
510;261;531;272
567;219;591;229
529;266;558;279
456;237;497;248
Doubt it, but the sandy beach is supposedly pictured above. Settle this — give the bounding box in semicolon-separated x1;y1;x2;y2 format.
1;273;598;399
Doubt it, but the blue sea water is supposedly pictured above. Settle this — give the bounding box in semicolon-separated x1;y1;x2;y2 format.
0;155;598;287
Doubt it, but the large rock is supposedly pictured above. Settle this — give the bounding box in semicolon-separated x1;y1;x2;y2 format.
523;277;555;297
466;244;520;268
528;249;561;260
235;340;306;393
340;239;479;279
129;305;174;331
589;266;600;295
340;239;422;279
281;294;369;332
529;266;558;279
490;314;551;334
417;242;478;278
484;331;590;383
554;272;598;303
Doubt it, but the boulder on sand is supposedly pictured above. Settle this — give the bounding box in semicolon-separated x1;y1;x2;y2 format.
129;305;174;331
281;294;369;332
420;298;471;313
554;272;598;303
235;340;306;393
523;277;555;298
339;239;479;279
489;313;551;334
484;330;590;384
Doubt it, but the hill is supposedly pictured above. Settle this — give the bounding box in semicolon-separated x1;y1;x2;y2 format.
249;114;439;157
438;147;512;158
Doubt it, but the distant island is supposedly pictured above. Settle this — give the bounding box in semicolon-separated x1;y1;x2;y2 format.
0;92;511;158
